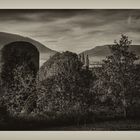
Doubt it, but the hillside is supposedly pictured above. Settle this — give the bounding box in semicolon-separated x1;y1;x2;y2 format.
81;45;140;63
0;32;57;66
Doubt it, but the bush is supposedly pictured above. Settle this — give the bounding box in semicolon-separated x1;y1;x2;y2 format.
35;51;93;123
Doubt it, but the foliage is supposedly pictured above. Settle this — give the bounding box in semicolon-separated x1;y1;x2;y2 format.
1;41;39;88
36;51;93;121
93;35;140;117
3;63;37;116
1;35;140;127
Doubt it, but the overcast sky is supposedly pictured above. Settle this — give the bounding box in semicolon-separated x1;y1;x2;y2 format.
0;9;140;53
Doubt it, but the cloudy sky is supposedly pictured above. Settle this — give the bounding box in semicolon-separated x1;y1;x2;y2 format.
0;9;140;53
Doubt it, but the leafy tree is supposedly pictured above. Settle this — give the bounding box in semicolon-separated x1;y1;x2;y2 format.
36;51;93;121
94;35;139;118
85;55;89;69
3;63;37;116
39;52;83;81
1;41;39;88
81;53;85;65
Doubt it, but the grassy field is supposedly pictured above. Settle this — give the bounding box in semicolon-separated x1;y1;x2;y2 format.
1;119;140;130
43;119;140;131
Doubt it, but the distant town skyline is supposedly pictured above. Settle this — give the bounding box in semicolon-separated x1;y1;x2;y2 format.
0;9;140;53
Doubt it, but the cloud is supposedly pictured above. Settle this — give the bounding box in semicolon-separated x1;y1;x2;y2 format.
0;9;140;53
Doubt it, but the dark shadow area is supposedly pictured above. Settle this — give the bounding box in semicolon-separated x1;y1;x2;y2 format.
1;41;39;87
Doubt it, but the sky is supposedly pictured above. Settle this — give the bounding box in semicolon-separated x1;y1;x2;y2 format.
0;9;140;53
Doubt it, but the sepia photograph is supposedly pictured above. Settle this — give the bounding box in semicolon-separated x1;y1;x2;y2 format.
0;9;140;131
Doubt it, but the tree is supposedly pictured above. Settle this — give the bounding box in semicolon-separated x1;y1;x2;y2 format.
1;41;39;88
81;53;85;65
85;55;89;69
78;54;82;62
36;51;93;121
94;35;139;118
3;63;37;116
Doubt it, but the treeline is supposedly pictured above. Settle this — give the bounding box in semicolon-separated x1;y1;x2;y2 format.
0;35;140;128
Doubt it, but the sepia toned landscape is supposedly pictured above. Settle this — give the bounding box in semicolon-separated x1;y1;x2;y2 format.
0;10;140;130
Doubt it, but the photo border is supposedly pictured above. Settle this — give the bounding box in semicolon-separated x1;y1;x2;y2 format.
0;0;140;139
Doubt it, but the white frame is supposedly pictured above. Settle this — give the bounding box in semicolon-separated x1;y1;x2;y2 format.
0;0;140;139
